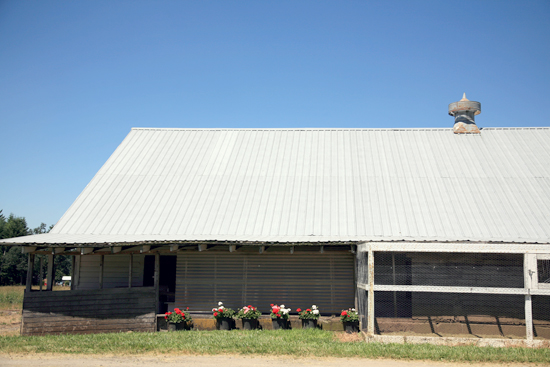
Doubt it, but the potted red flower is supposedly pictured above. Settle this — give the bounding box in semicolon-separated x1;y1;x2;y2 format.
297;305;320;329
340;308;359;333
212;302;236;330
236;305;261;330
164;307;192;331
270;304;291;330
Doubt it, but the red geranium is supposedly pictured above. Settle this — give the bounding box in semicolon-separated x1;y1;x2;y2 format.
214;311;218;317
296;308;302;312
341;310;348;316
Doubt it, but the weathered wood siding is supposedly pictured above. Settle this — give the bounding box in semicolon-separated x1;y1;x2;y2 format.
21;287;156;335
77;254;144;290
175;248;355;314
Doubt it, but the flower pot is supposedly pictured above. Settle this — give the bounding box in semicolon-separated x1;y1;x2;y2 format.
242;318;258;330
271;318;289;330
301;319;317;329
168;322;188;331
343;321;359;333
217;317;233;330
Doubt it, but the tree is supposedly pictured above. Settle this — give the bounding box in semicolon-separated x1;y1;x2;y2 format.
0;213;30;285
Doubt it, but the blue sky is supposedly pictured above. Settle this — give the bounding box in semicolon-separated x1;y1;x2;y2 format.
1;0;549;230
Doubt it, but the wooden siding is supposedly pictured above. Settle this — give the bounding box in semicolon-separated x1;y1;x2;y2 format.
175;248;355;314
21;287;156;335
77;254;144;290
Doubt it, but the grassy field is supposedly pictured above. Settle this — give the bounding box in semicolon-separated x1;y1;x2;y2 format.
0;330;549;363
0;286;24;310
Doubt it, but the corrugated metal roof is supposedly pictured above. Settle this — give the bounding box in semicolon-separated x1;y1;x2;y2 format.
3;127;550;245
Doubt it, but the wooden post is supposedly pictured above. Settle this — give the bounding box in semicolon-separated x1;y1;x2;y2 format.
74;255;81;289
367;249;375;337
46;254;54;291
25;254;35;293
154;253;160;314
392;253;398;318
70;255;75;290
128;254;133;288
39;256;44;291
524;253;537;341
99;255;104;290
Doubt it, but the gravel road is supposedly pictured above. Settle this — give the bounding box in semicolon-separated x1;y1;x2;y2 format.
0;354;535;367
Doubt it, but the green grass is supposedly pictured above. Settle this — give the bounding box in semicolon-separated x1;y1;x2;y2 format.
0;330;549;363
0;286;24;310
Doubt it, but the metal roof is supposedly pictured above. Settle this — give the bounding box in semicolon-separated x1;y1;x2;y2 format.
2;127;550;245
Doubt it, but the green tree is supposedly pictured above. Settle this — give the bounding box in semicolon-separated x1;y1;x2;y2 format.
0;213;30;285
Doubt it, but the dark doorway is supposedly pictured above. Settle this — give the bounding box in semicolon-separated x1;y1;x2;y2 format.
143;255;155;287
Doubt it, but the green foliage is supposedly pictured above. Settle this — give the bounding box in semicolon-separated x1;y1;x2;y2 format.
0;286;24;309
0;330;548;363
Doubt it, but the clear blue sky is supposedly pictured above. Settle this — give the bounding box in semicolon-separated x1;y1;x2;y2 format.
1;0;549;230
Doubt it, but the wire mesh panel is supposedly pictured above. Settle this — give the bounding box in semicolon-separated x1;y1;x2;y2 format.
374;252;524;288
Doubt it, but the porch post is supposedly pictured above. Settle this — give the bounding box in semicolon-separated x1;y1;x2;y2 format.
39;256;44;291
154;253;160;314
367;249;375;336
99;255;104;290
25;253;35;293
74;255;81;289
524;253;536;342
46;254;54;291
128;253;133;288
70;255;75;290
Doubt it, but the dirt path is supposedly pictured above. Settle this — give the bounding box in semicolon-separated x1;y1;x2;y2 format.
0;354;539;367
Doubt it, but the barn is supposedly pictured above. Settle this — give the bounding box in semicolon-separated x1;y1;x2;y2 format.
2;95;550;339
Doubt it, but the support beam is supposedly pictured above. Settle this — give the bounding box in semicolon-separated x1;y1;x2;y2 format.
25;254;35;293
367;249;375;337
99;255;104;290
70;255;75;290
74;255;81;289
111;246;122;254
46;254;54;291
154;253;160;314
81;248;94;255
22;246;37;254
259;246;266;254
525;295;533;342
128;254;133;288
229;245;237;252
290;246;294;254
170;245;179;252
39;256;44;291
198;244;208;252
524;253;537;342
53;247;65;254
320;245;324;254
140;245;151;253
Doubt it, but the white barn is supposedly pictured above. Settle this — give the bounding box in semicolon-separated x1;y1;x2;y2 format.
2;96;550;338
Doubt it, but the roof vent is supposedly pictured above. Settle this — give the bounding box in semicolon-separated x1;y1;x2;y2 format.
448;93;481;134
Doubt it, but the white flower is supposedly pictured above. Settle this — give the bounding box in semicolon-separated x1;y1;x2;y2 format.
220;306;225;309
212;308;216;312
280;305;285;308
312;305;317;310
313;309;319;314
351;308;356;312
218;302;223;306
